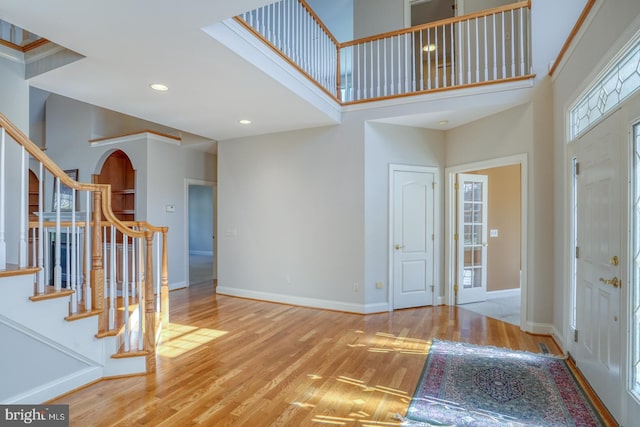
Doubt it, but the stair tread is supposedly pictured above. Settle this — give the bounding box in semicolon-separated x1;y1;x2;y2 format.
0;264;39;278
29;285;74;301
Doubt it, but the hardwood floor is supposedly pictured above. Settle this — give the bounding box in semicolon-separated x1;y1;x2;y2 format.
51;282;571;426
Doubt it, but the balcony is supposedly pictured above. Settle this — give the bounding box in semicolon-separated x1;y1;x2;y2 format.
236;0;532;105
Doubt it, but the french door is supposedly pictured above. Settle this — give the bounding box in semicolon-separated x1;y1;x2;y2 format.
456;173;488;304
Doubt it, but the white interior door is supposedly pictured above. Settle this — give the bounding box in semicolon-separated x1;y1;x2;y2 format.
573;111;622;421
392;169;435;309
456;173;488;304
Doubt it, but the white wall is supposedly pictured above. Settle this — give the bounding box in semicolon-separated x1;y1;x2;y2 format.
306;0;354;42
0;48;29;265
217;123;366;311
354;0;404;38
446;99;555;330
363;122;445;309
146;141;216;288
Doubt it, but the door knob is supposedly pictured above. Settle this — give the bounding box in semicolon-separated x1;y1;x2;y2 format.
395;244;405;250
599;276;620;288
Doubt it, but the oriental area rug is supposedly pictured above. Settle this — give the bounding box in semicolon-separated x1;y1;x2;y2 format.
401;340;606;426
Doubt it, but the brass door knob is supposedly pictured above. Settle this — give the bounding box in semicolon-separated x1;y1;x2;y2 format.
599;276;620;288
395;244;405;250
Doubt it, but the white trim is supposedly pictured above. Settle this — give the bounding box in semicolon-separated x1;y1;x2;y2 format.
388;164;441;311
551;325;567;354
444;154;528;330
216;286;383;314
5;367;103;404
525;321;555;336
189;250;213;256
90;132;181;147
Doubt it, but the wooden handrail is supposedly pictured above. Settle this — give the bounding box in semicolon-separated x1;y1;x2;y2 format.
339;0;531;48
298;0;340;47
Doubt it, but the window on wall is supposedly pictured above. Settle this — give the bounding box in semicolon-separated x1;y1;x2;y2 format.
570;35;640;140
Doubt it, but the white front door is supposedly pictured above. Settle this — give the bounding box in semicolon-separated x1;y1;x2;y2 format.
392;169;435;309
456;173;488;304
573;111;622;421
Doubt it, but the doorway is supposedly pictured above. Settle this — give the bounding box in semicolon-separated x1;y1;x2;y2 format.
186;180;216;287
445;155;526;327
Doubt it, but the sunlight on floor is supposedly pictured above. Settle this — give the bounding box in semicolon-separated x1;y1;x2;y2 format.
157;323;228;358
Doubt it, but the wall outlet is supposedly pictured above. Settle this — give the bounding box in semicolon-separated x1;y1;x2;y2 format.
375;282;384;289
352;282;359;292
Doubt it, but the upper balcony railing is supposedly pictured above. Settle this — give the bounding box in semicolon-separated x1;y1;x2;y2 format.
236;0;532;104
0;19;45;52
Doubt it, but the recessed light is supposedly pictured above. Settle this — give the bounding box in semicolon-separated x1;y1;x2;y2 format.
150;83;169;91
423;44;437;52
239;119;252;125
439;120;449;126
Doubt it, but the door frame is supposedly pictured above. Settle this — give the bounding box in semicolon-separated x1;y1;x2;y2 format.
444;154;528;328
184;178;217;287
388;164;441;310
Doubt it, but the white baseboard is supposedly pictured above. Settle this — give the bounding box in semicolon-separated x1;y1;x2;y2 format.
189;250;213;256
216;286;370;314
5;367;102;404
436;295;445;305
169;281;187;291
550;325;567;354
524;321;554;336
487;288;520;299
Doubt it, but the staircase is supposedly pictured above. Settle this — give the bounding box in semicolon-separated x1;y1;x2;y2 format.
0;113;169;403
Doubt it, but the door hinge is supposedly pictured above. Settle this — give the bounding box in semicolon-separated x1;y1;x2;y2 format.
574;329;578;342
575;246;580;259
575;161;580;176
432;234;435;241
454;182;459;190
454;233;459;241
432;182;436;189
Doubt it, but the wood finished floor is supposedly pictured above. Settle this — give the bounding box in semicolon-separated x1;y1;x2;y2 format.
51;282;572;426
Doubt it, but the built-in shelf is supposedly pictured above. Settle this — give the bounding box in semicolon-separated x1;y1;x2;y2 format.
93;150;136;223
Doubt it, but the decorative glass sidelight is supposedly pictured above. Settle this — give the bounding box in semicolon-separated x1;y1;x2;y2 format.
632;123;640;398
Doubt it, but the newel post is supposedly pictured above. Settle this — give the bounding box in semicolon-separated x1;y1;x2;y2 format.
144;231;156;373
91;190;105;333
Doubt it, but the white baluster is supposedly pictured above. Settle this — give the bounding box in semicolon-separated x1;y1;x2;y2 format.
65;226;70;291
123;233;129;352
435;26;439;88
493;14;497;80
450;23;455;85
0;128;5;270
37;163;44;292
501;12;506;78
370;41;374;97
54;178;62;290
483;16;488;82
467;19;472;83
84;191;92;310
138;237;144;351
511;10;515;77
131;237;136;299
475;17;480;83
19;147;27;267
427;30;432;90
410;34;415;92
520;8;525;75
109;226;116;330
70;190;77;313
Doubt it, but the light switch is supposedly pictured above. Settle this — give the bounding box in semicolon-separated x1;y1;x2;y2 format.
165;204;175;213
490;229;499;237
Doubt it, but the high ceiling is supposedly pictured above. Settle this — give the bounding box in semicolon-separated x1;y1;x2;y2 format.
0;0;581;145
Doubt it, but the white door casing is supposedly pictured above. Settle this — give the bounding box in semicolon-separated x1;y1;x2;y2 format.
390;166;436;309
572;110;622;421
456;173;488;305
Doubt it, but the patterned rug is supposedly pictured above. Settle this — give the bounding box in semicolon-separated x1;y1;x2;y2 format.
402;340;605;426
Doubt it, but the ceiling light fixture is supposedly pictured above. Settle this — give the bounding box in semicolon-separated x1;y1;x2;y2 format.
423;44;437;52
439;120;449;126
239;119;252;125
150;83;169;91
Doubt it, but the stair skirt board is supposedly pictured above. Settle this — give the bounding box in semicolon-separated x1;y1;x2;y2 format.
4;367;103;404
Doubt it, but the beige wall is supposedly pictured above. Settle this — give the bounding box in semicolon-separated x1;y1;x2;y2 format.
469;165;521;292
